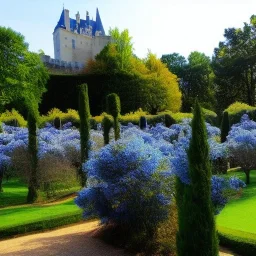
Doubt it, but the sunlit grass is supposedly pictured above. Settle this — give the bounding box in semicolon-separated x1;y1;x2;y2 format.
0;179;27;208
217;170;256;234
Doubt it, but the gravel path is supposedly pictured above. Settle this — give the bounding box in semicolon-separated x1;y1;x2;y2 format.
0;220;131;256
0;220;238;256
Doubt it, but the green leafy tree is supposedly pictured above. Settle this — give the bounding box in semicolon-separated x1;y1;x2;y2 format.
212;15;256;111
161;53;187;78
78;84;91;186
84;29;182;115
0;27;48;202
0;27;27;105
176;100;218;256
109;27;133;71
143;52;182;114
161;52;215;112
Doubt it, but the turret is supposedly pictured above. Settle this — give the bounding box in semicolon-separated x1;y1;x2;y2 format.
95;8;105;36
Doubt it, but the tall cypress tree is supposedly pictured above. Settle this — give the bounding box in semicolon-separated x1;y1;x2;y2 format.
106;93;121;140
176;100;218;256
78;83;90;187
220;111;230;143
102;114;113;145
27;110;39;203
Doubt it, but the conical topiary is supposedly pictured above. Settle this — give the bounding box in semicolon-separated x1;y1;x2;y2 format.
220;111;230;143
139;116;147;130
78;83;91;187
102;114;113;145
27;110;39;203
106;93;121;140
176;100;218;256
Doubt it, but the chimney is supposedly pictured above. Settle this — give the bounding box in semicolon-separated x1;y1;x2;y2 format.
86;11;90;24
64;9;70;31
76;11;80;24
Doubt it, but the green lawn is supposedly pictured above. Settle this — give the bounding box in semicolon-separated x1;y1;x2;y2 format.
217;170;256;234
0;198;81;230
0;179;82;234
0;179;27;208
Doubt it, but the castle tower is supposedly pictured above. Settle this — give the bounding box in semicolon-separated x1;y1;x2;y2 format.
53;7;111;65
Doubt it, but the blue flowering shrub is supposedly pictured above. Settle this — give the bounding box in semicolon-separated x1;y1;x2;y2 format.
211;175;245;214
76;135;174;244
0;123;84;197
75;120;245;252
226;114;256;184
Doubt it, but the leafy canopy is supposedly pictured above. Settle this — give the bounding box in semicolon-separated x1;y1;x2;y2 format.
212;15;256;110
0;26;49;116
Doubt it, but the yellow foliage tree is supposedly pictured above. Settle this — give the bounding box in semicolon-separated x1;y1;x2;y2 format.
141;52;182;113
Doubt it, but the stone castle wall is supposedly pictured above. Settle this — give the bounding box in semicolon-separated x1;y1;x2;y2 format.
41;55;84;74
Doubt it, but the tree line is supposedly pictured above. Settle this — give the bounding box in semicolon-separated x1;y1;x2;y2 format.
161;15;256;114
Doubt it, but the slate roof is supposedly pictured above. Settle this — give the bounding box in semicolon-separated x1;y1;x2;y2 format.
54;8;105;37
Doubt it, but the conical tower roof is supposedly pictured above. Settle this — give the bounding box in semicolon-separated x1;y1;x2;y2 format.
95;8;105;35
54;9;65;32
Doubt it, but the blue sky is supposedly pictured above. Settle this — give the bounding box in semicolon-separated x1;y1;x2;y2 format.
0;0;255;59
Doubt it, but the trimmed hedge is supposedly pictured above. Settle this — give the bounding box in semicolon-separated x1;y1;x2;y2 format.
218;226;256;256
202;108;218;126
0;212;84;239
225;102;256;126
1;107;219;129
39;73;152;116
0;109;27;127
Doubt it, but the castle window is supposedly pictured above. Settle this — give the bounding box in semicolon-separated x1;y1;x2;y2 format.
81;41;82;44
72;39;76;49
65;37;67;40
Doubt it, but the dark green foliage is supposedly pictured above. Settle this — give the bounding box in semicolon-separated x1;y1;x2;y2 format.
53;117;62;129
161;52;215;112
1;118;19;127
26;111;39;203
176;101;218;256
211;158;228;175
139;116;147;129
102;114;113;145
164;114;176;127
106;93;121;118
0;121;2;133
113;118;121;141
106;93;121;140
78;84;91;187
212;17;256;109
40;72;166;116
221;111;230;143
90;118;98;130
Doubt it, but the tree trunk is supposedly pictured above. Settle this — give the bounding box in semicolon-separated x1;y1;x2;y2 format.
27;111;39;203
244;169;250;185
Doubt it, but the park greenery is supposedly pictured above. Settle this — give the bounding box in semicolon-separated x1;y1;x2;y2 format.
2;14;256;256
